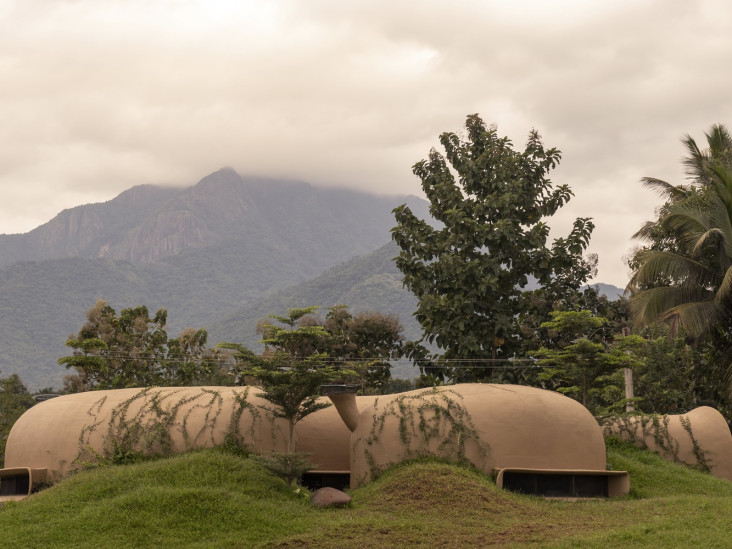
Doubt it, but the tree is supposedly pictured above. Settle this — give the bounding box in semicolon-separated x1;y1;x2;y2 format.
221;304;402;445
164;327;223;386
220;307;341;487
533;311;623;413
392;114;595;380
628;124;732;381
611;326;701;415
221;307;338;454
322;305;404;393
59;300;226;390
0;373;35;464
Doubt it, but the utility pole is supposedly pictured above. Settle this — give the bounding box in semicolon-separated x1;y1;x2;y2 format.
621;327;634;412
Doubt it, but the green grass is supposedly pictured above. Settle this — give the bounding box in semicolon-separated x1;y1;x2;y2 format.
2;441;732;548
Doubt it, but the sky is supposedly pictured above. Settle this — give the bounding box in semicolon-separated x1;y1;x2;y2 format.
1;0;731;287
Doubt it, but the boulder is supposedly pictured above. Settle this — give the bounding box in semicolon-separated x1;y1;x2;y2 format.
310;487;351;508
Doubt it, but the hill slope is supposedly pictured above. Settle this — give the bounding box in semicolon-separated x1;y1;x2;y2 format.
0;169;429;388
209;240;421;346
1;443;732;547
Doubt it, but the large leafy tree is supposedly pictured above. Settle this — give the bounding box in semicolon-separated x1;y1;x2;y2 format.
533;311;622;413
322;305;404;393
59;300;225;390
392;114;595;380
628;125;732;381
222;304;404;402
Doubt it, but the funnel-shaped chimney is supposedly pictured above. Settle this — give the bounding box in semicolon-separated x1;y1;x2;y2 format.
321;385;360;432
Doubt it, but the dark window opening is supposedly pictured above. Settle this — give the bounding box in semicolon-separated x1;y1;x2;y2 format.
503;472;609;498
300;472;351;491
0;473;30;497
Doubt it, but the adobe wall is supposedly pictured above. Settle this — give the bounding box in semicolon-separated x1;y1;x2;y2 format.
342;384;609;488
3;386;355;481
602;406;732;481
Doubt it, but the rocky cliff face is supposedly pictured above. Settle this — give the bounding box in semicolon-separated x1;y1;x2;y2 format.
0;168;421;266
0;183;177;265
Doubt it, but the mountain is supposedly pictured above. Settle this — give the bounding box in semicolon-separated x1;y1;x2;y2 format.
0;169;429;389
209;240;421;345
587;283;626;300
0;168;428;266
0;167;625;390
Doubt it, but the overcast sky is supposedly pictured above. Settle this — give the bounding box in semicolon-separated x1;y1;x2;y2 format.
1;0;730;286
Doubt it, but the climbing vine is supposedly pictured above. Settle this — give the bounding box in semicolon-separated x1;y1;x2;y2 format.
679;415;711;473
602;412;710;472
73;387;262;469
356;388;491;481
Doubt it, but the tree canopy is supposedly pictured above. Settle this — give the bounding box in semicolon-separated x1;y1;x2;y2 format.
59;300;227;390
0;373;35;464
221;306;338;455
392;114;595;380
222;304;404;397
627;124;732;385
629;125;732;334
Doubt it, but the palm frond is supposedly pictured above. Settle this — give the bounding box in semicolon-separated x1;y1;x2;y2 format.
632;220;661;241
662;202;709;231
692;227;725;257
716;265;732;304
681;133;708;181
705;124;732;165
640;177;692;202
664;299;726;337
628;249;715;290
630;285;712;329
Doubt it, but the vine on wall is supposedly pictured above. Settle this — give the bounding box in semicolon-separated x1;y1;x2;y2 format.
356;388;491;482
602;413;710;472
74;387;261;469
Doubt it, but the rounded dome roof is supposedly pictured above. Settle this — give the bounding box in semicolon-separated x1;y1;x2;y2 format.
347;384;607;486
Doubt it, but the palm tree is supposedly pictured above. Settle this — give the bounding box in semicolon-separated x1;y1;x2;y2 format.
628;125;732;346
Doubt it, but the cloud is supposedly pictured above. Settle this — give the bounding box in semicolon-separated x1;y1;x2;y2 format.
1;0;731;285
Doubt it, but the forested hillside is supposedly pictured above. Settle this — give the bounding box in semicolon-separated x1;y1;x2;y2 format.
0;169;429;388
209;241;422;345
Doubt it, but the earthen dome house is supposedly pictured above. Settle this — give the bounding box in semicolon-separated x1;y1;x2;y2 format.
603;406;732;481
1;384;632;500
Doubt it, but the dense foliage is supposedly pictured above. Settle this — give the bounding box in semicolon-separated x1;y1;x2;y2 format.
59;300;228;391
0;373;35;464
533;311;622;413
627;124;732;411
392;114;595;381
629;125;732;339
223;305;404;396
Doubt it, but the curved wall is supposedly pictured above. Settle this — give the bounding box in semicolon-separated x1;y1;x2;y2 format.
603;406;732;481
343;384;609;487
4;384;633;498
4;386;354;481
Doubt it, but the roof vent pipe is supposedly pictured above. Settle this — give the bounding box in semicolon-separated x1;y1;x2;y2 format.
320;385;360;432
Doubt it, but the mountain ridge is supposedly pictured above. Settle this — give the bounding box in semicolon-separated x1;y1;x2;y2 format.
0;168;428;388
0;168;429;266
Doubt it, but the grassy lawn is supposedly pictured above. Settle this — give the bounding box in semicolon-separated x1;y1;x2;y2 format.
1;440;731;548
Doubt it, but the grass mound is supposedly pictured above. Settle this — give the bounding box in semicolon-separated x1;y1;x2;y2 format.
355;459;532;517
0;450;314;548
2;441;732;547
